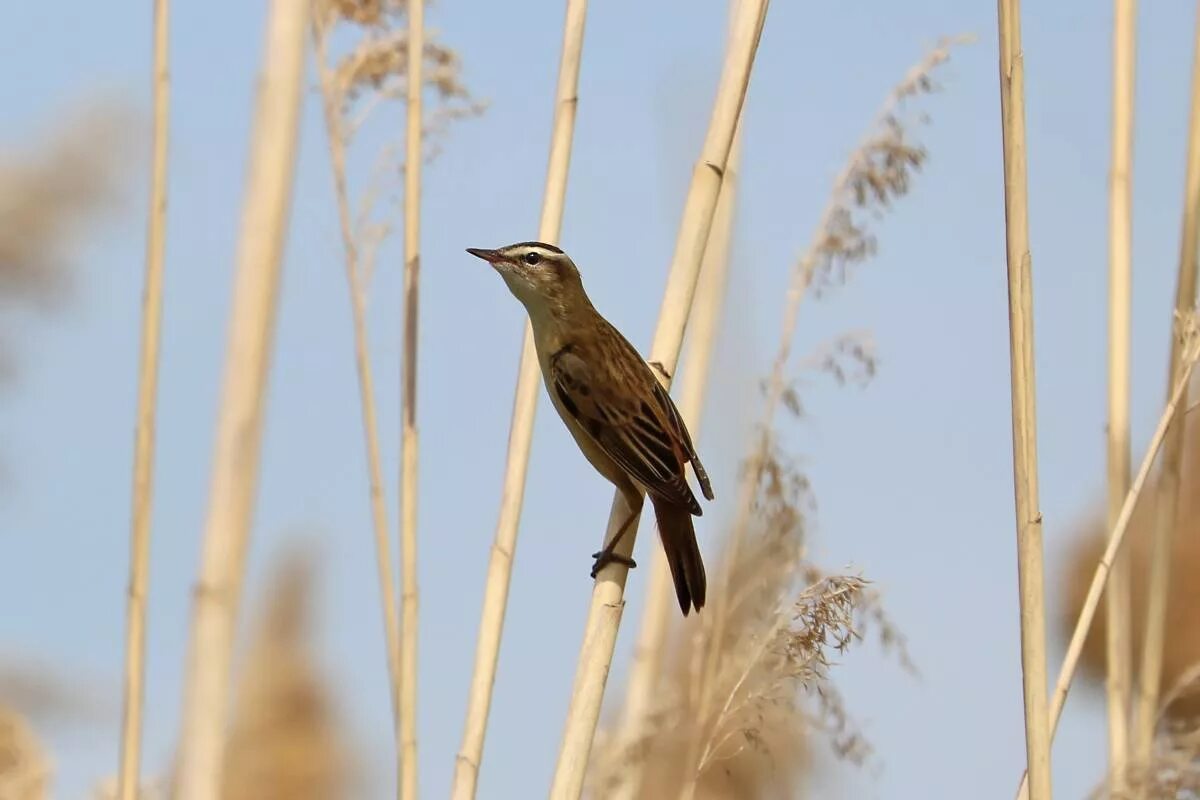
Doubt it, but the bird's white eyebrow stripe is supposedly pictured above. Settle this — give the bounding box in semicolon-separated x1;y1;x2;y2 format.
507;240;563;254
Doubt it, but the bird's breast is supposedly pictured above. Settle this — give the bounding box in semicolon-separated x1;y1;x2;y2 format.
530;326;632;492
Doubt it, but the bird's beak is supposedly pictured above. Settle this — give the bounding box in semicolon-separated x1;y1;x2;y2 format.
466;247;504;265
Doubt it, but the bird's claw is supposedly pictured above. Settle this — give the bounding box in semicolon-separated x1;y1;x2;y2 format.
647;360;671;381
590;549;637;578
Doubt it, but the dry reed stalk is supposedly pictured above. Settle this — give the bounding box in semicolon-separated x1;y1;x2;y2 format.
1131;2;1200;779
1104;0;1137;790
590;492;897;800
995;0;1053;795
173;1;310;795
450;1;587;796
1119;668;1200;797
548;2;769;795
613;124;742;800
399;4;424;799
311;23;405;796
1015;318;1200;799
116;2;170;797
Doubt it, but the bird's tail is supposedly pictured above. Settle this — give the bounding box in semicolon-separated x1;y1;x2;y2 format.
651;495;707;615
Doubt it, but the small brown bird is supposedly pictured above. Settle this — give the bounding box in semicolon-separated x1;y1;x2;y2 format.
468;241;713;615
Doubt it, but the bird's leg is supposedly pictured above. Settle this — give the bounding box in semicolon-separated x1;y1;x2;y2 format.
590;493;644;578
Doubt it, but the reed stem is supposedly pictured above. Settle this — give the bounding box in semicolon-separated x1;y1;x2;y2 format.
400;2;425;797
117;0;170;796
450;1;589;796
174;1;309;795
996;0;1052;795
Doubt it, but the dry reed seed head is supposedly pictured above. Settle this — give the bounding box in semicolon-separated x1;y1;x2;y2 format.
780;332;881;418
1096;714;1200;799
0;103;129;390
588;511;821;797
0;705;50;800
317;0;391;28
0;103;129;309
318;24;485;157
221;548;353;800
330;32;478;108
695;570;875;775
593;448;902;794
1061;401;1200;723
810;331;878;388
788;575;867;663
594;41;951;798
801;41;963;301
0;658;105;726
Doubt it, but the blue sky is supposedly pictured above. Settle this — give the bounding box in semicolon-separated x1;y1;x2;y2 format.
2;0;1198;797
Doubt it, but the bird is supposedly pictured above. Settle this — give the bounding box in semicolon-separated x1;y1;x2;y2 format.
467;241;714;615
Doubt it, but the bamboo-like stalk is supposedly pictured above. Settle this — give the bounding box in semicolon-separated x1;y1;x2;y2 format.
312;40;405;796
1104;0;1137;791
612;126;742;800
1131;0;1200;777
995;0;1052;797
450;2;588;797
173;0;310;796
1013;325;1200;800
548;3;769;796
116;0;170;796
400;2;424;798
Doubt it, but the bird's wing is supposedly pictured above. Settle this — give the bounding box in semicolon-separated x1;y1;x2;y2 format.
650;377;715;502
550;345;701;514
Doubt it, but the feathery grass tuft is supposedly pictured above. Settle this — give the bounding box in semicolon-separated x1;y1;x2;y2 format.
0;706;50;800
673;39;957;797
1062;402;1200;725
0;103;130;379
1087;667;1200;798
220;548;352;800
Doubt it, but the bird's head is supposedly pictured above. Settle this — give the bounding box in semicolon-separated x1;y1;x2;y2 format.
467;241;586;316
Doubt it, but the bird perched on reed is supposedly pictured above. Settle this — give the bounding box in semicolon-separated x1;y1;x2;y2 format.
468;241;713;615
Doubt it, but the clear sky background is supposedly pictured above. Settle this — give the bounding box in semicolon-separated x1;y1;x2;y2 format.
2;0;1198;797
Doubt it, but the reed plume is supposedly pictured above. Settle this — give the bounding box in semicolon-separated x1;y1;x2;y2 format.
675;36;956;798
220;548;352;800
0;706;50;800
0;102;129;380
1062;398;1200;725
591;41;960;793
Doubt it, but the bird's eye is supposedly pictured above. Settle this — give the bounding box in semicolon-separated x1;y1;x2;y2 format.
523;252;542;266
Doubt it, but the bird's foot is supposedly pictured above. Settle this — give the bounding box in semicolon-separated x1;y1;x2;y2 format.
590;548;637;578
647;360;671;382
